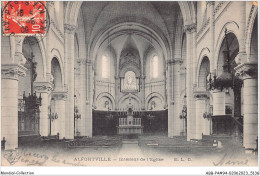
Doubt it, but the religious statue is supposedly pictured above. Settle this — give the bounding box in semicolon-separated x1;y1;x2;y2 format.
105;101;110;110
150;101;156;110
50;73;54;84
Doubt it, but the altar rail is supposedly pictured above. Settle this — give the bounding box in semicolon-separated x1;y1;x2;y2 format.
93;110;168;135
119;118;141;126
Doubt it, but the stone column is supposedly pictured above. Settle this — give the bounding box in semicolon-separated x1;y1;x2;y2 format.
64;24;76;139
46;2;54;76
235;63;258;153
204;98;212;136
1;65;26;150
52;91;67;139
141;75;146;110
85;60;93;137
208;2;215;73
212;90;225;116
238;1;247;64
163;72;167;109
114;76;120;110
184;23;196;141
194;92;210;139
93;71;98;110
173;59;182;136
167;59;174;137
34;82;53;136
79;58;86;136
9;36;27;65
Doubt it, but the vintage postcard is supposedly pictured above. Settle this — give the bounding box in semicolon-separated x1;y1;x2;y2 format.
1;1;259;175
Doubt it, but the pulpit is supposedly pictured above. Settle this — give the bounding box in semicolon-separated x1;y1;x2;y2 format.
117;105;143;135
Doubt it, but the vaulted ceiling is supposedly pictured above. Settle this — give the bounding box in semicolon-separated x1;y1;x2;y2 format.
79;1;182;64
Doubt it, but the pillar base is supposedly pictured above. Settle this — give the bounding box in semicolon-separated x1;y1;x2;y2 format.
2;64;27;150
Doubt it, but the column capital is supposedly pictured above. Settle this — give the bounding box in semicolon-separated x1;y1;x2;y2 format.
180;66;186;74
64;24;76;34
1;64;27;80
167;59;174;65
76;58;81;65
167;59;183;65
86;60;93;65
235;52;247;65
207;1;215;6
46;73;54;84
235;62;258;80
13;35;25;45
174;58;183;65
78;57;87;65
52;91;68;101
47;1;55;7
163;71;166;76
184;23;197;34
10;36;27;65
34;81;54;94
193;91;210;100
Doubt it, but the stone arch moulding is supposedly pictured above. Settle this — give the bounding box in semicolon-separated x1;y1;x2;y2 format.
75;9;87;58
22;36;47;82
214;21;239;72
64;1;195;30
32;35;47;81
2;36;12;64
246;6;258;61
64;1;195;67
36;36;47;81
117;93;141;107
119;65;141;78
50;48;64;87
196;47;210;86
96;92;116;110
145;92;165;108
178;1;196;26
90;22;170;67
64;2;82;26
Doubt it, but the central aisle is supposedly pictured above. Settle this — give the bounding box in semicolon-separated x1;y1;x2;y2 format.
118;140;143;157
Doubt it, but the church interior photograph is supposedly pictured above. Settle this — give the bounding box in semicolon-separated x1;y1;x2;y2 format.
1;1;258;167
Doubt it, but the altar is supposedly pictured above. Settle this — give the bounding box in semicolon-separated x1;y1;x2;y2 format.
117;104;143;135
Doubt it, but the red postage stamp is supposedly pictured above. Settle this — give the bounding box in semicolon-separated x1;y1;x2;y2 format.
2;1;47;35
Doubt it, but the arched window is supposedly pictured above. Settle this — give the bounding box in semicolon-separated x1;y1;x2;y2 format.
102;55;109;78
151;55;159;78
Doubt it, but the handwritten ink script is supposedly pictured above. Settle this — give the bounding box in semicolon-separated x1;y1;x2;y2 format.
2;149;86;166
213;148;249;166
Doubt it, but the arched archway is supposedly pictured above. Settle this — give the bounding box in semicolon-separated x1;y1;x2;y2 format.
96;92;116;111
248;14;258;62
216;32;239;76
51;58;63;91
117;94;142;111
145;92;165;110
212;30;242;137
16;36;46;137
62;1;196;137
198;56;210;90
